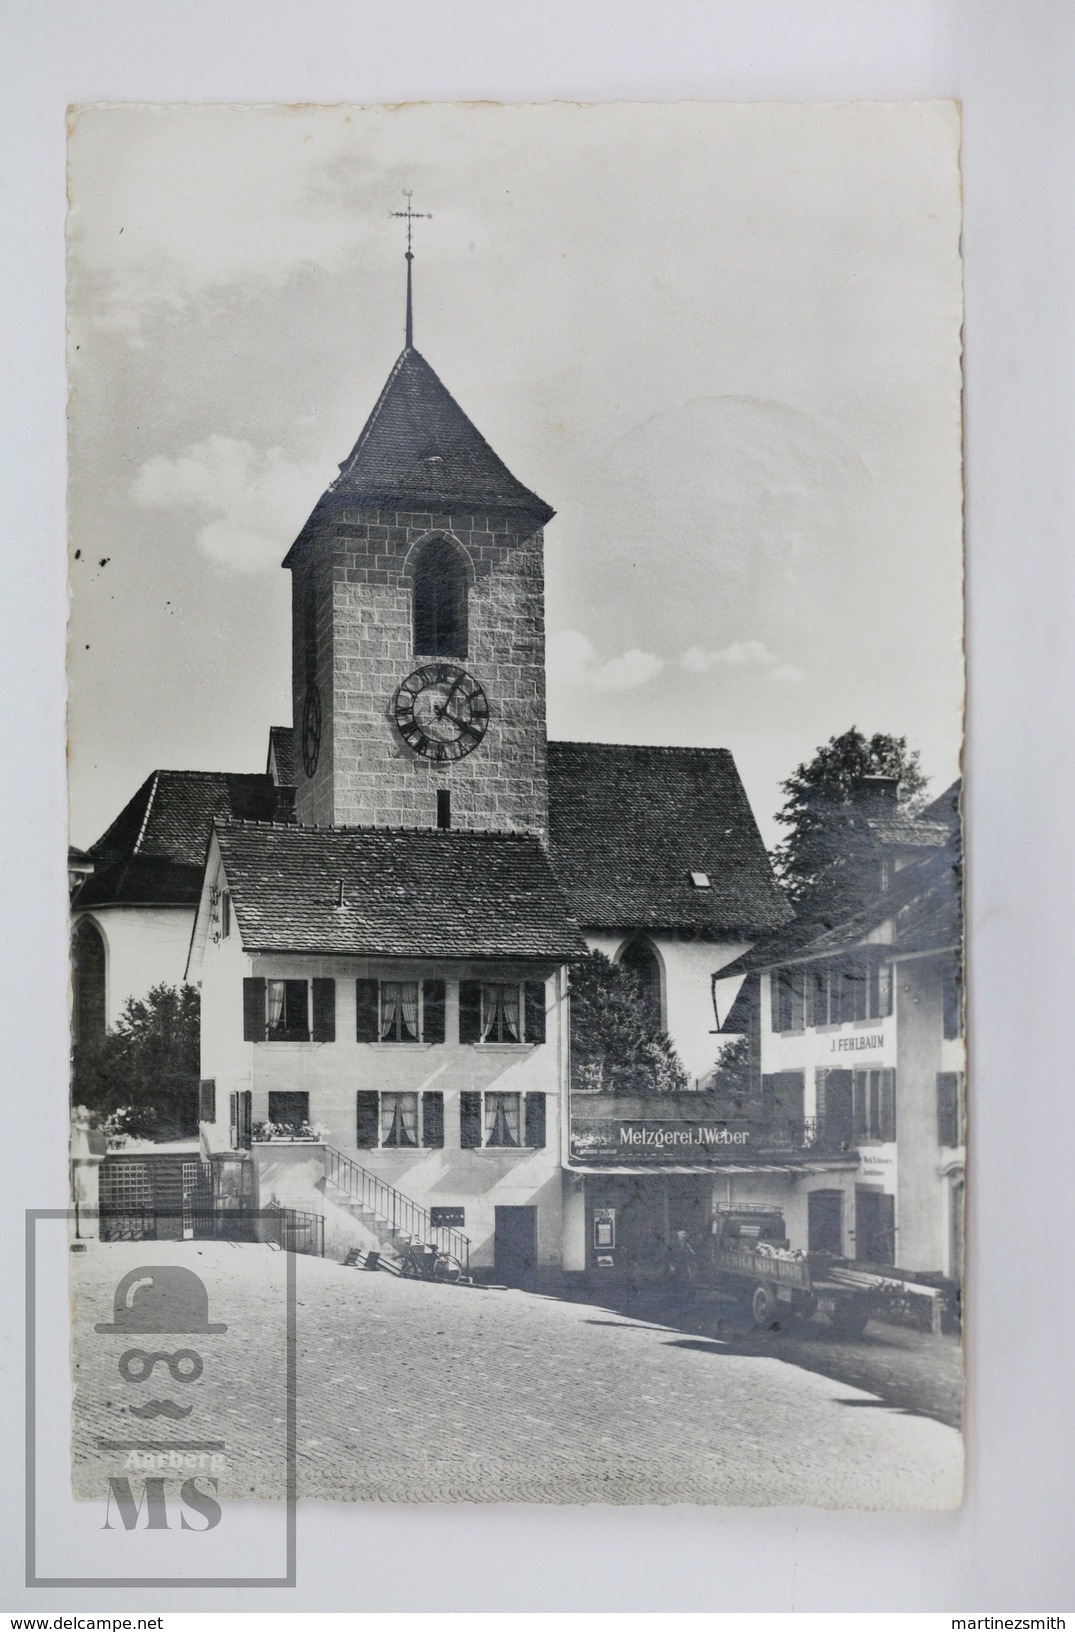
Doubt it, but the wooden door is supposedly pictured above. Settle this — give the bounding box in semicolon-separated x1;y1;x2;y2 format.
808;1189;843;1255
494;1206;538;1286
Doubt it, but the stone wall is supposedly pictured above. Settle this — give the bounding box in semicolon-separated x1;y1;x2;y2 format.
290;507;548;836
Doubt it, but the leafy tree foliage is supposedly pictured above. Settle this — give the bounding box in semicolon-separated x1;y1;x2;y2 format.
570;950;688;1094
72;983;200;1140
771;727;928;925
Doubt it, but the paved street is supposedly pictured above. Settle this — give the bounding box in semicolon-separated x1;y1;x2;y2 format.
71;1242;962;1509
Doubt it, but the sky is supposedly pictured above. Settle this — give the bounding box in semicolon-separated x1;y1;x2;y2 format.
66;101;964;851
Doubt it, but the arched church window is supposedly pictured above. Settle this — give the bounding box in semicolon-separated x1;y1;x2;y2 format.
72;918;106;1043
413;537;468;658
618;937;663;1025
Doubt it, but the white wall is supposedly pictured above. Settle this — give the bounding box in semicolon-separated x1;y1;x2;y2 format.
74;904;196;1027
585;931;750;1083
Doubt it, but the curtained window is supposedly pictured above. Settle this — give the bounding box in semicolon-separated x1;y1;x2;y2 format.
380;981;420;1043
481;983;521;1043
484;1093;521;1148
266;979;309;1041
380;1092;419;1148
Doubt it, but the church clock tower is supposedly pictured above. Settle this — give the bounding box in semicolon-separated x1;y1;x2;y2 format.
283;216;553;838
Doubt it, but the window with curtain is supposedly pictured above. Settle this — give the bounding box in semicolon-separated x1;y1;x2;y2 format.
852;1069;896;1142
355;979;445;1044
481;983;521;1043
380;1092;419;1148
380;981;420;1042
484;1093;521;1148
266;979;309;1041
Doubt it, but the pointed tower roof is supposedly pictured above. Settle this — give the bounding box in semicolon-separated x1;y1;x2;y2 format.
334;346;553;522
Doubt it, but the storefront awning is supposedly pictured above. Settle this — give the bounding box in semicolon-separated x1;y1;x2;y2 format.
567;1160;857;1177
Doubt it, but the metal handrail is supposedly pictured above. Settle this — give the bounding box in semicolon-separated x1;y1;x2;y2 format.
323;1144;470;1274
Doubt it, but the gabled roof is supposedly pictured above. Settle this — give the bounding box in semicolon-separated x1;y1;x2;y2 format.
546;742;791;935
284;348;553;565
73;771;284;909
266;726;297;788
719;844;961;976
213;821;588;961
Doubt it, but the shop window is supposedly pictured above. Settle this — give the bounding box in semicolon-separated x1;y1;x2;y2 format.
458;980;546;1045
242;977;336;1043
356;1090;444;1150
355;979;445;1043
459;1091;547;1150
852;1069;896;1143
413;537;468;658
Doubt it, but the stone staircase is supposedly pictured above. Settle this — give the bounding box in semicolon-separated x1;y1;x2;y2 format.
321;1142;470;1275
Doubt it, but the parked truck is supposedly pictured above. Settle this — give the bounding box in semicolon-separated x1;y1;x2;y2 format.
688;1207;939;1331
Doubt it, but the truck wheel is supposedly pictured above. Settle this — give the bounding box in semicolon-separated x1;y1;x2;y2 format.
751;1283;776;1329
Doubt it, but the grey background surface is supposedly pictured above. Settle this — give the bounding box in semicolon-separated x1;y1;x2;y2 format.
3;0;1073;1611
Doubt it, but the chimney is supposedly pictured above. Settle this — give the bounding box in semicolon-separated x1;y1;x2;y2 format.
855;774;899;806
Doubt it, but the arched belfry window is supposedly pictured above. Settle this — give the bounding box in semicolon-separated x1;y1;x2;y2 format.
413;537;468;658
618;937;664;1026
72;918;106;1043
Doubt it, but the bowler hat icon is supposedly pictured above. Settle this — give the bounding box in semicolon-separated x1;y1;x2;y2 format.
95;1266;227;1335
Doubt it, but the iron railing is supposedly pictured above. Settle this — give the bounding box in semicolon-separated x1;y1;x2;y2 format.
323;1144;470;1274
260;1202;325;1258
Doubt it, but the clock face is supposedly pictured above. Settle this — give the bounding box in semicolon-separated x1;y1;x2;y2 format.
393;663;489;762
301;683;322;778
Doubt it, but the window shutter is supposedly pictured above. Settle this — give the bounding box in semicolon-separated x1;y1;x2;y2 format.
243;977;266;1042
459;1091;482;1148
422;980;445;1044
239;1090;252;1150
229;1091;239;1149
312;978;336;1042
355;979;380;1042
458;981;482;1044
524;1092;547;1148
524;980;547;1044
852;1072;868;1143
937;1072;960;1146
356;1091;379;1149
422;1090;444;1148
198;1079;216;1123
880;1070;897;1142
769;974;782;1033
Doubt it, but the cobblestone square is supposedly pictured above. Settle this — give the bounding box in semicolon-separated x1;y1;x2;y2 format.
71;1242;962;1509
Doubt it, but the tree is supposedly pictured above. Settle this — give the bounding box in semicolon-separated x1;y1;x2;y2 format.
770;728;928;925
570;950;688;1094
72;983;201;1141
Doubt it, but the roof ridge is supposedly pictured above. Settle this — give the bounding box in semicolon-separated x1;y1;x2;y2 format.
131;770;159;856
218;818;540;841
549;740;733;755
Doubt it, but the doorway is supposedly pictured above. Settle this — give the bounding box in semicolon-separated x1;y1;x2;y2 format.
494;1206;538;1286
808;1189;843;1255
855;1187;896;1265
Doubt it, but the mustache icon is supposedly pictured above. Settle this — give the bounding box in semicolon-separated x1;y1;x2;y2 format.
129;1399;194;1420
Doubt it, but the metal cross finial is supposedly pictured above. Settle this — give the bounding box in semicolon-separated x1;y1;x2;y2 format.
391;189;432;255
390;191;432;349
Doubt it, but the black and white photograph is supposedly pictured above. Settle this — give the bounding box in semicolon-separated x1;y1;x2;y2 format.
64;100;965;1511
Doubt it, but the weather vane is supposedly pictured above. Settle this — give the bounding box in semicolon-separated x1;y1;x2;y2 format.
391;190;432;349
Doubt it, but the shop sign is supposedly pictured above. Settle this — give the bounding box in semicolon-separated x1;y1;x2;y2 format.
571;1118;750;1162
829;1032;886;1054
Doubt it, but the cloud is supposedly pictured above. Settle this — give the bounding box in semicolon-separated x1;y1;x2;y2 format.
549;631;665;692
131;435;324;573
680;640;806;685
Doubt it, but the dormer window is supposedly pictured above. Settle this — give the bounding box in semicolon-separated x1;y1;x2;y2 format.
689;871;711;889
413;536;468;658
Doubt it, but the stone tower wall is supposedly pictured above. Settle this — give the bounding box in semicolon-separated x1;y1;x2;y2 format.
290;506;548;836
